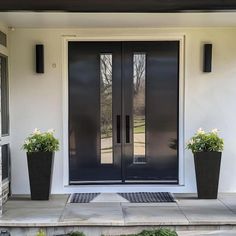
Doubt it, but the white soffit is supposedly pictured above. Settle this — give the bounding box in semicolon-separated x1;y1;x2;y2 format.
0;12;236;28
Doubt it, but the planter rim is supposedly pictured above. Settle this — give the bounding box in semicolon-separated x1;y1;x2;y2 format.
193;151;222;154
27;151;55;157
27;151;54;154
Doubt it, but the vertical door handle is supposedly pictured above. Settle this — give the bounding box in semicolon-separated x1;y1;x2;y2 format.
116;115;121;143
126;115;130;143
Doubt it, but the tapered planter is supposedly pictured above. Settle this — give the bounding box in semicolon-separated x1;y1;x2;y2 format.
194;152;222;199
27;152;54;200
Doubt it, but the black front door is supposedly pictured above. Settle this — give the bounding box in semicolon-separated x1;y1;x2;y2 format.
68;41;179;184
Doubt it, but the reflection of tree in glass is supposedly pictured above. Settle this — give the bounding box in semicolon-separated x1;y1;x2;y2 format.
169;138;178;150
100;54;112;138
134;54;145;96
133;54;145;133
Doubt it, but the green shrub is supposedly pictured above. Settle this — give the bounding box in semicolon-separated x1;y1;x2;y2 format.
69;232;86;236
23;128;59;153
136;229;178;236
186;128;224;153
119;228;178;236
36;230;46;236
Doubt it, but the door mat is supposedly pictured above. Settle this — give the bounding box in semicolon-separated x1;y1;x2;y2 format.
69;193;100;203
118;192;175;203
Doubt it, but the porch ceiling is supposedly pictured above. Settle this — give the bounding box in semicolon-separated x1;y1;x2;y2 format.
0;0;236;12
2;12;236;28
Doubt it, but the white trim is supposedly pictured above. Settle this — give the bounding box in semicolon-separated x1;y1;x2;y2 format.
62;37;69;187
178;35;186;186
62;33;186;190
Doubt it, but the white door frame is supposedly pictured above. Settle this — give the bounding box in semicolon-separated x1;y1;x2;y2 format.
62;32;186;192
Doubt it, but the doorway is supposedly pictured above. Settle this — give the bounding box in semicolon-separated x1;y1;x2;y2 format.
68;41;179;184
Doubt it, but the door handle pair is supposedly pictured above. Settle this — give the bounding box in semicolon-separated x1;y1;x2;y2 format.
116;115;130;144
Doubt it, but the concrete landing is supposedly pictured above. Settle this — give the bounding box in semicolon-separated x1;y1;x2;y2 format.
1;193;236;235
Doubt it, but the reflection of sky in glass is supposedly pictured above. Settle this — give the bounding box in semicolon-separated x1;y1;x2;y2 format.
100;54;113;164
133;54;146;164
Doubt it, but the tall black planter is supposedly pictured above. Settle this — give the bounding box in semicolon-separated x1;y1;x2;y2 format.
194;152;221;199
27;152;54;200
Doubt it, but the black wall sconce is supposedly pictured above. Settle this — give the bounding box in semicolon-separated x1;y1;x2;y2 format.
203;43;212;73
36;44;44;73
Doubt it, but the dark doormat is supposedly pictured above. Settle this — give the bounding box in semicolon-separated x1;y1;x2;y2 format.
118;192;175;203
69;193;100;203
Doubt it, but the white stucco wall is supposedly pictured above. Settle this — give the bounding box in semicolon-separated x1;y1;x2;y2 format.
8;27;236;194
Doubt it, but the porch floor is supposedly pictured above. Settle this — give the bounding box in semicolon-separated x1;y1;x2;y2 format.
1;193;236;235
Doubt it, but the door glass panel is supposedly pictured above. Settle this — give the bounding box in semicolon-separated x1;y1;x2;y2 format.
133;53;146;164
100;54;113;164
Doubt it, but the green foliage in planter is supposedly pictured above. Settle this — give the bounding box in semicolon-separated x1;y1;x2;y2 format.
68;232;86;236
187;128;224;153
36;230;46;236
23;128;59;153
119;228;178;236
138;228;178;236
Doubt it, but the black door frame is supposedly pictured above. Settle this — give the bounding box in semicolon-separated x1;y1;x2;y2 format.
66;38;183;185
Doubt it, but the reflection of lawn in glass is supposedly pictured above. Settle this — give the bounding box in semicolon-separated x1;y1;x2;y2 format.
135;141;145;144
134;117;145;160
101;133;112;139
134;117;145;134
101;136;113;163
101;146;112;154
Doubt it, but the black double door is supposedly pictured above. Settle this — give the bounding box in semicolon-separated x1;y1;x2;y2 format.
68;41;179;184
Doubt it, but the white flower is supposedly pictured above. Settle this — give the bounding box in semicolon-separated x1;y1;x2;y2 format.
33;128;41;135
24;140;30;145
212;128;219;134
188;139;194;145
47;129;55;134
197;128;205;135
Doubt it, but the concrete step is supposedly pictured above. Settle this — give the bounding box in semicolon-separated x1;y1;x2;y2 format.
1;226;236;236
178;231;236;236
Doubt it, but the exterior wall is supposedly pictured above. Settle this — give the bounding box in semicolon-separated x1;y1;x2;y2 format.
8;27;236;194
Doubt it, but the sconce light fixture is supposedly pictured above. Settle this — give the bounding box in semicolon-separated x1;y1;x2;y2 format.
36;44;44;74
203;43;212;73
